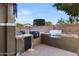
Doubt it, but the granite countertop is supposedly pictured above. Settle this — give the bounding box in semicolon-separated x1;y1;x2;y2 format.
16;34;33;39
41;33;79;38
61;34;79;38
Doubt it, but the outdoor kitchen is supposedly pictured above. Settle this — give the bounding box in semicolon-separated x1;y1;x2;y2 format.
16;24;79;56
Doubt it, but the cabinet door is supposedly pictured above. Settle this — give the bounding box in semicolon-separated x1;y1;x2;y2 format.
24;36;31;51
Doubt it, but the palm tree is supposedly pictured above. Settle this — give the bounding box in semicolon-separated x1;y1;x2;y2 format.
57;18;66;24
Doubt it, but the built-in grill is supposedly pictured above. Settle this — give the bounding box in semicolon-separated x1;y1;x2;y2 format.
30;31;39;39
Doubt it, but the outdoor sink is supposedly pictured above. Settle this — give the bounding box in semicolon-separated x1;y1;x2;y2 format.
49;30;62;38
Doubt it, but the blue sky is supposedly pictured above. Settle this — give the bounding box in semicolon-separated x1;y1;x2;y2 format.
16;3;69;24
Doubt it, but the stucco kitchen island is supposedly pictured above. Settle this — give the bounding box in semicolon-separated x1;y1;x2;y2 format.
41;33;79;54
16;34;33;55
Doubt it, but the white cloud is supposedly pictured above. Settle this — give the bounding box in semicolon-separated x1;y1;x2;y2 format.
50;10;65;14
16;18;34;24
18;9;33;16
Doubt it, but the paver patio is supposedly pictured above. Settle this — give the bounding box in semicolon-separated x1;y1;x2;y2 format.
20;44;77;56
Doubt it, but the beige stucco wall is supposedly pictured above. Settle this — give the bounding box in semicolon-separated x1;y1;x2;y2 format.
7;4;16;56
0;3;15;56
0;4;6;56
7;26;15;56
7;4;15;23
32;37;41;47
17;39;24;54
16;26;53;34
0;4;6;23
0;27;5;55
53;24;79;35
